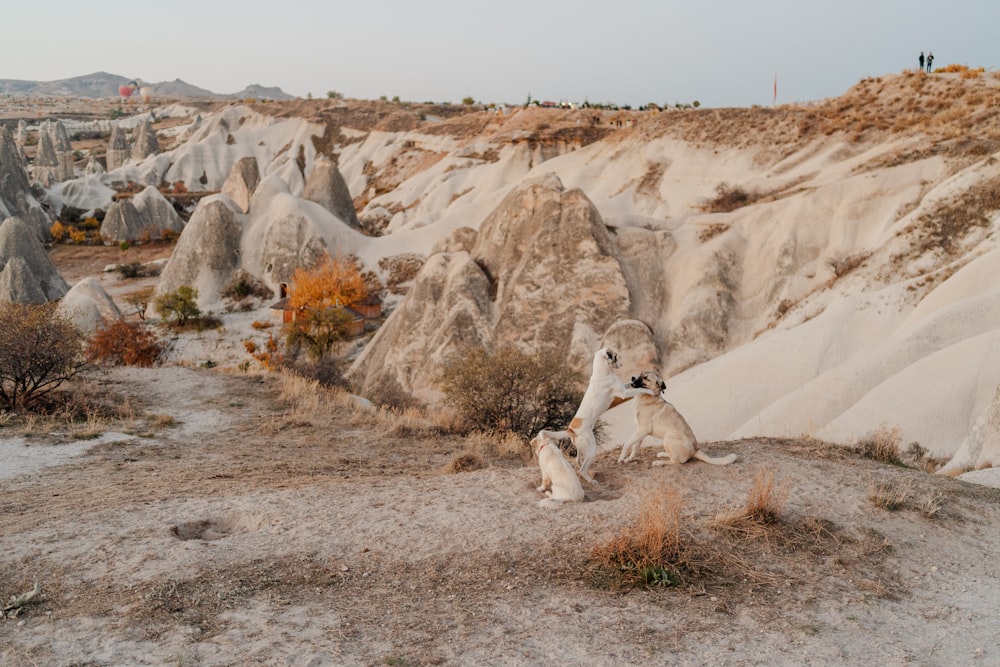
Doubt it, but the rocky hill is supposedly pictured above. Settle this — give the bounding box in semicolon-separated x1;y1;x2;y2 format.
0;72;292;100
14;67;1000;475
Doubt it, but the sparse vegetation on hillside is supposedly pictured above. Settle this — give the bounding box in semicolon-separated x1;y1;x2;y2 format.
86;319;164;367
911;173;1000;256
154;285;202;327
222;270;273;311
51;216;102;245
589;466;895;597
703;181;762;213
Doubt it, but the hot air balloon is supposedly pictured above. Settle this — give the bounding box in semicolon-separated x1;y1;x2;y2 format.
118;80;139;102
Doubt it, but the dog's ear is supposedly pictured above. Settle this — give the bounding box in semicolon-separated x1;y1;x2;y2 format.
657;380;666;393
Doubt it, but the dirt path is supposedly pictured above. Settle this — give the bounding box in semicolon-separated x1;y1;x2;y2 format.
2;366;1000;666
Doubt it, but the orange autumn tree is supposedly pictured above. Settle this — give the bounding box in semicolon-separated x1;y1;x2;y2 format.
285;254;368;360
288;254;367;311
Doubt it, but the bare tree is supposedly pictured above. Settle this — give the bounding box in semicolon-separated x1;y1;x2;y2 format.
0;302;86;410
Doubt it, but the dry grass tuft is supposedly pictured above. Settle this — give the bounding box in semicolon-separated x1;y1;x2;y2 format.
854;426;903;465
453;430;532;467
377;405;446;438
716;468;792;528
67;411;110;440
867;476;946;518
591;488;688;588
145;412;177;429
919;491;945;518
868;478;912;511
446;452;484;473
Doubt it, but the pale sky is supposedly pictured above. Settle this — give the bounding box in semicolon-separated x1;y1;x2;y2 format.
2;0;996;108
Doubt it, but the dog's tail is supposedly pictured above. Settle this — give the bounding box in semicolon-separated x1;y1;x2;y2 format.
694;450;737;466
537;497;570;509
538;428;573;441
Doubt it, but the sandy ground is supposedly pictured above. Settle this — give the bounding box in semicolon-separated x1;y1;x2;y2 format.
2;365;1000;666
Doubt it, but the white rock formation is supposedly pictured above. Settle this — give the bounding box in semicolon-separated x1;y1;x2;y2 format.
131;119;159;162
301;155;360;228
150;197;245;313
59;277;121;333
939;383;1000;474
220;156;260;213
39;119;75;181
100;186;185;243
0;216;68;303
241;176;365;294
132;186;185;238
348;174;634;403
106;125;130;171
99;198;145;242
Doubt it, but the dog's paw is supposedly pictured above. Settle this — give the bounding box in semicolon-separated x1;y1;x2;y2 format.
536;485;546;493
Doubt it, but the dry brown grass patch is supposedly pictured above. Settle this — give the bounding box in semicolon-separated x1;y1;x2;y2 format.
853;426;904;465
715;468;792;527
590;488;691;588
446;452;484;473
453;430;531;468
868;477;912;511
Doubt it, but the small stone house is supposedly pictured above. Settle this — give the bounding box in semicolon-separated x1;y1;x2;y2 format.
352;294;382;321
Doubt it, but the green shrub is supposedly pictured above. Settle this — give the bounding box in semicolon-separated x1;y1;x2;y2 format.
154;286;201;326
435;345;582;438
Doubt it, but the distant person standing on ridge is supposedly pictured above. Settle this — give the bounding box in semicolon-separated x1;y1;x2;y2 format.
919;52;925;71
927;52;934;72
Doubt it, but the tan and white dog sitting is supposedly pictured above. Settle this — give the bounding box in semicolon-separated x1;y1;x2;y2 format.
532;431;585;508
617;370;737;466
539;347;653;483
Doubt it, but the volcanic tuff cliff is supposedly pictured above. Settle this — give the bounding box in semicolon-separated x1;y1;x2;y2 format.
9;69;1000;471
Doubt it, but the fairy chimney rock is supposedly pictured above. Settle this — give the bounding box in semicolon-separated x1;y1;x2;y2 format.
221;156;261;213
0;216;69;303
59;277;122;334
348;173;632;401
152;197;244;312
131;119;159;161
106;125;130;171
301;156;360;228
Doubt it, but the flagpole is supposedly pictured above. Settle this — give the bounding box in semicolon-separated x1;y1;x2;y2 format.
773;75;777;107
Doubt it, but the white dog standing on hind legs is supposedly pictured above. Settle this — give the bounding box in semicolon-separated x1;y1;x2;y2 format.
531;431;585;508
618;370;737;466
538;347;654;483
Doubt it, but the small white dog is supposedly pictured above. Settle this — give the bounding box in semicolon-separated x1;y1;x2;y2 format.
539;347;652;483
618;370;737;466
532;431;585;508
